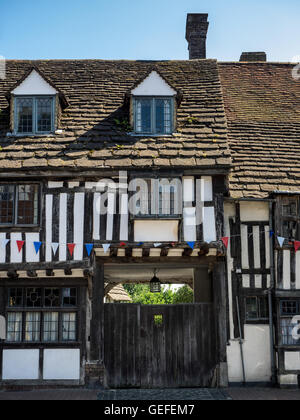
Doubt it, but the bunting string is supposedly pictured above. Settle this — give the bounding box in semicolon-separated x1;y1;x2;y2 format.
0;227;298;254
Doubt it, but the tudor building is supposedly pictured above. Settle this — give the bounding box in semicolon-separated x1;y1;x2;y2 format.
0;14;299;388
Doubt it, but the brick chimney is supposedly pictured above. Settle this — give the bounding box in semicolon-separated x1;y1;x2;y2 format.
240;52;267;62
186;14;209;60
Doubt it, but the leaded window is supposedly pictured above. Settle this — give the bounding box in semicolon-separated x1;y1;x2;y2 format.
245;296;269;321
6;287;78;343
277;196;300;240
62;313;77;341
280;300;300;346
0;185;14;224
43;312;59;342
134;178;181;218
15;96;55;135
7;312;22;342
0;184;39;225
25;312;41;342
134;97;173;135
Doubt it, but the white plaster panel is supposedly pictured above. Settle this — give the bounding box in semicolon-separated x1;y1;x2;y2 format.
131;71;176;96
203;207;216;243
134;220;178;242
73;193;85;260
285;352;300;371
283;250;291;290
183;207;197;242
2;350;39;380
43;349;80;380
240;202;269;222
227;325;271;383
13;70;57;95
25;232;40;263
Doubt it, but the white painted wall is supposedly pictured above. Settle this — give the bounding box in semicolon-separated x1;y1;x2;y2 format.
240;201;269;222
134;220;179;242
227;325;271;383
285;352;300;371
131;71;176;96
2;350;39;380
43;349;80;380
12;70;57;95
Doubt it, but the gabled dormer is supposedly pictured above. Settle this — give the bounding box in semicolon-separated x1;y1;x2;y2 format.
130;70;178;136
7;68;68;136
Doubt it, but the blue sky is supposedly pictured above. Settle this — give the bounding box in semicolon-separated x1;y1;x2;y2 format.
1;0;300;62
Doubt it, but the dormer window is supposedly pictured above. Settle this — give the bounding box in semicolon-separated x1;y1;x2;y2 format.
131;71;177;136
15;96;55;135
8;69;66;136
134;97;173;135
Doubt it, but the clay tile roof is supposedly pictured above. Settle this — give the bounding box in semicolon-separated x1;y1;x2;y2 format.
0;60;231;173
219;62;300;198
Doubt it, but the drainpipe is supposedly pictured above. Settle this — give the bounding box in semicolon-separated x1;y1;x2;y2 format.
269;201;277;385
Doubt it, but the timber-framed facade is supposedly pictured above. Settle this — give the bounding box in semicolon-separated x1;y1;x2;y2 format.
0;14;300;389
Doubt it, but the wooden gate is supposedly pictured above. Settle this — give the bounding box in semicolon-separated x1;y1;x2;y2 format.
104;303;217;388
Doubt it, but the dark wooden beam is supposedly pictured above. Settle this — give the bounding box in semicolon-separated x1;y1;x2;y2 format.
64;268;72;276
90;260;105;363
46;269;54;277
7;271;18;279
27;270;37;278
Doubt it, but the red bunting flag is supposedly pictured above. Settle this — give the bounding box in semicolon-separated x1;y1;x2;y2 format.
16;240;25;253
120;242;126;247
294;241;300;252
221;237;229;249
68;243;76;257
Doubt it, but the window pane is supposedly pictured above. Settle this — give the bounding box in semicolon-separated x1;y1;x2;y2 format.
62;313;77;341
7;312;22;342
259;297;269;319
17;98;33;133
245;297;258;320
0;185;14;224
37;98;53;132
135;99;152;133
43;312;59;342
25;312;40;342
62;288;77;307
9;288;23;307
45;288;60;307
281;300;299;316
17;185;38;225
26;288;42;308
155;99;172;134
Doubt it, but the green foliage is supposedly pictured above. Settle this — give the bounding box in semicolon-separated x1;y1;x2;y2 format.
114;118;132;132
123;284;194;305
172;285;194;304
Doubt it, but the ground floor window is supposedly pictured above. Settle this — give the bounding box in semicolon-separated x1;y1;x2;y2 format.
6;287;78;343
280;299;300;346
245;296;269;322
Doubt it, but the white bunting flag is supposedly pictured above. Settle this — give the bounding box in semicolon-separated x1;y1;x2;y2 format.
51;242;59;256
103;244;111;254
154;243;162;248
277;237;285;248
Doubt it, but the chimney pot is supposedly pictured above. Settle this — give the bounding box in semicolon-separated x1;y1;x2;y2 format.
186;13;209;60
240;52;267;62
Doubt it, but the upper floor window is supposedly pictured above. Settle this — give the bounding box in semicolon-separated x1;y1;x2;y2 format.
276;196;300;240
131;70;177;136
0;184;39;225
15;96;55;135
134;97;173;135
